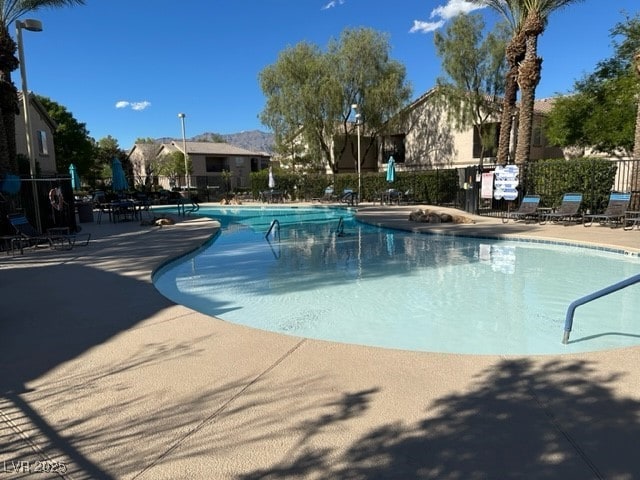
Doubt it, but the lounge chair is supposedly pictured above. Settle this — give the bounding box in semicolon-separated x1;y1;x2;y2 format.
8;213;90;253
583;192;631;227
320;187;336;202
540;193;583;225
339;189;358;206
502;195;541;223
624;210;640;231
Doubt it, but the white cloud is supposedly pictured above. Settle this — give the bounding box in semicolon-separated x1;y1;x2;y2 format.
115;100;151;111
410;0;485;33
131;101;151;111
431;0;484;20
322;0;345;10
409;19;445;34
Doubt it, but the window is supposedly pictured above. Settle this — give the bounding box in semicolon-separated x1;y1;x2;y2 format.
37;130;48;155
532;125;543;147
205;156;229;172
473;123;499;158
382;135;405;163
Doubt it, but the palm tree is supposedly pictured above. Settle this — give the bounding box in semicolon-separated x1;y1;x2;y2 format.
472;1;526;165
513;0;584;164
0;0;85;175
474;1;583;165
634;51;640;160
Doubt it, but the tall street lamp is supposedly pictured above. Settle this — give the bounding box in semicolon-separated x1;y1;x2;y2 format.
16;18;43;232
351;104;362;201
178;113;189;189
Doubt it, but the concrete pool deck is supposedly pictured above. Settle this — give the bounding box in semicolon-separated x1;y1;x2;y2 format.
1;203;639;479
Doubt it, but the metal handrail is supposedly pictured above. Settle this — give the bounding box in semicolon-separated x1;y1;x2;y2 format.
265;219;280;241
176;198;199;216
562;272;640;344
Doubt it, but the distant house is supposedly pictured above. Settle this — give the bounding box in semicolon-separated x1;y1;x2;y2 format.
16;92;57;175
128;141;271;190
127;142;161;186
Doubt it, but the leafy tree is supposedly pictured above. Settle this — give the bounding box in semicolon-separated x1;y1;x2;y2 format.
132;137;160;188
434;13;509;167
0;0;85;176
91;135;126;188
36;95;94;175
259;27;411;174
155;150;188;188
544;12;640;157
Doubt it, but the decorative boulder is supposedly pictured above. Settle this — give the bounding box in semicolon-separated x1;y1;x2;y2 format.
409;208;474;225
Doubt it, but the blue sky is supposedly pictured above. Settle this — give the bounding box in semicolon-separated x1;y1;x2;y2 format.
20;0;638;151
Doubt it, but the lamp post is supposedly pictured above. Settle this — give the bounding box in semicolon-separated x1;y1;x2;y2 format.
16;18;43;232
178;113;189;189
351;104;361;201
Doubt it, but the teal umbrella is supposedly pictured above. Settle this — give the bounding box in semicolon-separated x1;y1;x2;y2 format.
386;156;396;183
111;158;128;192
69;163;80;191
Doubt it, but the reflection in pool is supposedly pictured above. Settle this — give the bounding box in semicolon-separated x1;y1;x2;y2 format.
153;207;640;355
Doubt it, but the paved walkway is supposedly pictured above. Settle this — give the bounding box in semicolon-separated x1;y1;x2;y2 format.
1;204;639;479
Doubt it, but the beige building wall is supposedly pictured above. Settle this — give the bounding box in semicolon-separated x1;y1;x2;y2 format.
16;96;57;175
396;89;563;170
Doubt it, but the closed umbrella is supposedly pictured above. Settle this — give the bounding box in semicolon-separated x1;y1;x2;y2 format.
386;156;396;183
111;158;128;192
69;163;80;191
268;166;275;189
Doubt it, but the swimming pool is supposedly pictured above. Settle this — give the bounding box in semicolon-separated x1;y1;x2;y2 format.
153;206;640;355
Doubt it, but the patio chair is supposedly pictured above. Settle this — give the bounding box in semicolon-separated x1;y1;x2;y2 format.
8;213;90;253
339;189;358;206
583;192;631;227
502;195;541;223
318;186;336;202
540;193;583;225
8;213;71;252
624;210;640;231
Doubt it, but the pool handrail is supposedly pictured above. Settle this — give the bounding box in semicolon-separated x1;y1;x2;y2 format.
563;272;640;344
265;219;280;241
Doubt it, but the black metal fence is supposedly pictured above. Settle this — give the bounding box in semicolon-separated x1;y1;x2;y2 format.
1;176;77;236
476;158;640;217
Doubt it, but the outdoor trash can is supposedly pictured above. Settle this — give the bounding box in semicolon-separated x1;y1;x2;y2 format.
77;202;94;223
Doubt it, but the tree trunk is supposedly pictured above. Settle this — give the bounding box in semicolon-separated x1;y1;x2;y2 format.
634;52;640;159
497;66;519;166
0;101;10;175
497;31;526;166
635;95;640;160
515;14;543;165
0;28;20;175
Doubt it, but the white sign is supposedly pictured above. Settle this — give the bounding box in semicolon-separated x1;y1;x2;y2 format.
481;172;494;199
493;165;519;200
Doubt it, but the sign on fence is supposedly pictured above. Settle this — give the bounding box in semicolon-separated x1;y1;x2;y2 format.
493;165;519;201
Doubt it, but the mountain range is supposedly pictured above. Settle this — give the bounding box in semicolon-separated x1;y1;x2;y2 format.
157;129;275;154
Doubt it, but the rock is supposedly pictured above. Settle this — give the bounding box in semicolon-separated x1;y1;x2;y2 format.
408;208;475;225
427;213;441;223
409;209;424;221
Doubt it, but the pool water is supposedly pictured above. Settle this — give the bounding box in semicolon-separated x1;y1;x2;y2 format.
153;207;640;355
